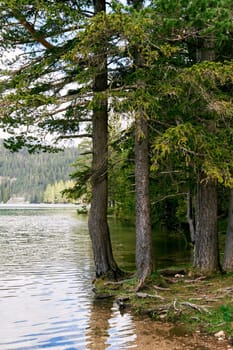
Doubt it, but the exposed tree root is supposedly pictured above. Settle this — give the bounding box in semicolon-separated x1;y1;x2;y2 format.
180;301;210;313
153;285;171;291
135;277;147;292
141;299;210;320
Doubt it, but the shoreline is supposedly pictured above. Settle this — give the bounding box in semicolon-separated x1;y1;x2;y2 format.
94;268;233;348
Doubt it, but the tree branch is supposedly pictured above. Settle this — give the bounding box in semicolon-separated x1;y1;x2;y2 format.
152;192;187;204
56;134;92;141
13;12;54;49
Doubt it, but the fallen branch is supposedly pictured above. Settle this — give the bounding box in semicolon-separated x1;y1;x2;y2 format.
180;301;209;313
184;276;207;283
153;285;171;291
189;296;219;303
136;292;165;301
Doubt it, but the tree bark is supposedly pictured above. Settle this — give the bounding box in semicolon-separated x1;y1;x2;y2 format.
193;35;220;274
135;112;153;283
223;189;233;271
129;0;153;284
194;175;219;273
88;0;120;279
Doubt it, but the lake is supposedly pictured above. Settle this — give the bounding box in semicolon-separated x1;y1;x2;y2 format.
1;205;219;350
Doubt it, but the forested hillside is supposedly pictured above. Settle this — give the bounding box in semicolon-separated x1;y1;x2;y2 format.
0;141;79;203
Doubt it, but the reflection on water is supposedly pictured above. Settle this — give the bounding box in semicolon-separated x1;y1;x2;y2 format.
0;206;138;350
87;300;137;350
109;218;191;271
106;303;137;349
0;206;223;350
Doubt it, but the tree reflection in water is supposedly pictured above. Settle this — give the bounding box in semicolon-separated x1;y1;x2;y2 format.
86;299;137;349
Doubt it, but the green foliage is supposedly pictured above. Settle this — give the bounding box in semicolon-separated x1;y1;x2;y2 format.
108;125;135;220
152;0;233;50
151;61;233;188
219;304;233;322
0;1;93;148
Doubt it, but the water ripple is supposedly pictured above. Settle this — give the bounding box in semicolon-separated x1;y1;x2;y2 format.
0;207;137;350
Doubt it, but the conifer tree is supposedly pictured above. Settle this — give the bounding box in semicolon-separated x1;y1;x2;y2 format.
151;0;233;273
0;0;121;278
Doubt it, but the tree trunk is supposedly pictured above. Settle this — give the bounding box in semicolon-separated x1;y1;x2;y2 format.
193;35;220;274
88;0;120;279
128;0;153;284
223;189;233;271
194;175;219;273
187;189;195;243
135;113;153;283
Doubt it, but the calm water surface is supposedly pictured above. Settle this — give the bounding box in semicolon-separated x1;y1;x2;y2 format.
0;205;192;350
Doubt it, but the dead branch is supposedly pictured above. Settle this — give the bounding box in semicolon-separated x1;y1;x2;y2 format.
183;276;207;283
180;301;209;313
153;285;171;291
136;292;165;301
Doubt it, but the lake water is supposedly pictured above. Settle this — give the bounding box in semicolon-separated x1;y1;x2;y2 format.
0;205;213;350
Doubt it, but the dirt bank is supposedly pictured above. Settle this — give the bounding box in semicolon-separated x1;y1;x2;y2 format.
94;269;233;349
134;318;231;350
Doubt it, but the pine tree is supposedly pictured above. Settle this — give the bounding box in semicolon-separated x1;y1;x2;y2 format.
0;0;122;278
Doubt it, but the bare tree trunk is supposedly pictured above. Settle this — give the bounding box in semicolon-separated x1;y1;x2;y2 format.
128;0;153;285
135;112;153;284
194;176;219;273
88;0;121;279
193;35;220;274
223;189;233;271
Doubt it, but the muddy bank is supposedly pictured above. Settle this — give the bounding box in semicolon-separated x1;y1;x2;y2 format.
134;319;231;350
94;270;233;349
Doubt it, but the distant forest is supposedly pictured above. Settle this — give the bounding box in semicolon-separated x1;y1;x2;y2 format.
0;141;79;203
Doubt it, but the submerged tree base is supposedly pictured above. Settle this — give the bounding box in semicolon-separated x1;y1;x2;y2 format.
93;267;233;343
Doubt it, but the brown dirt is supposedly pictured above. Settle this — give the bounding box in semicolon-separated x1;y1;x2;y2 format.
134;319;231;350
95;270;233;349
